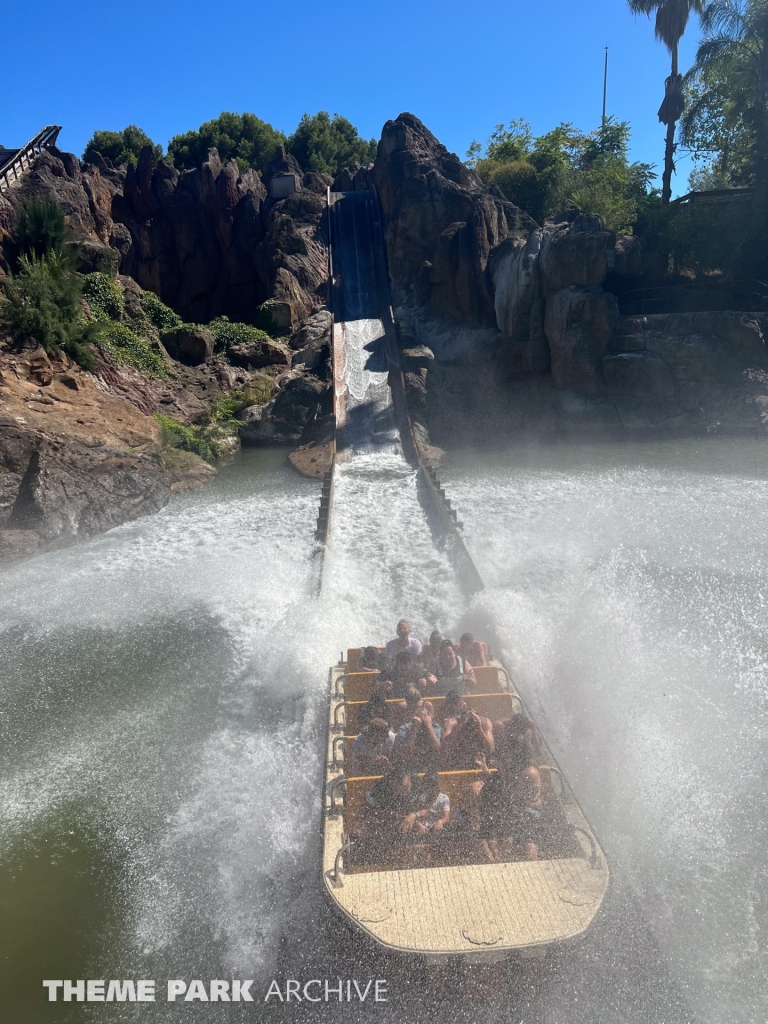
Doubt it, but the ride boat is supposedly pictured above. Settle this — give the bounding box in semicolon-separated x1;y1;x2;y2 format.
322;646;609;963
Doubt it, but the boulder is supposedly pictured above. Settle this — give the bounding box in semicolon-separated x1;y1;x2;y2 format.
288;309;333;350
400;345;435;370
544;287;618;394
613;234;644;279
302;171;334;195
227;338;290;369
239;373;330;444
288;440;334;478
603;351;676;399
161;327;214;366
374;112;536;322
538;208;614;295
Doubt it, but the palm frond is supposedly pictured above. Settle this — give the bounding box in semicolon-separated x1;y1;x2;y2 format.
700;0;746;36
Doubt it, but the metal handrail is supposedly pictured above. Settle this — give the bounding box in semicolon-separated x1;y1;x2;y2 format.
572;826;601;870
331;735;353;770
327;775;347;816
0;125;61;193
545;765;571;803
497;666;512;691
334;673;347;697
332;700;350;731
328;839;355;887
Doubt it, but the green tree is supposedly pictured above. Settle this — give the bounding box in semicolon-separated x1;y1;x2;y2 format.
11;199;69;264
167;112;286;174
287;112;376;175
628;0;705;203
83;125;162;167
682;0;768;190
0;252;98;369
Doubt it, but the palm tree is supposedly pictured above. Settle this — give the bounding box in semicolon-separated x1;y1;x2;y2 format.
685;1;768;190
628;0;705;202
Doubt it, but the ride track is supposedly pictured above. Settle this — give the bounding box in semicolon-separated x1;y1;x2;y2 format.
317;186;484;597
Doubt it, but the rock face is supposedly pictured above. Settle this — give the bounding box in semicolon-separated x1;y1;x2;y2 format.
0;342;218;562
374;113;537;325
161;327;214;366
112;145;329;324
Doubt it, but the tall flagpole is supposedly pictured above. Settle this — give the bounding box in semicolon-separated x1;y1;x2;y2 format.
602;46;609;122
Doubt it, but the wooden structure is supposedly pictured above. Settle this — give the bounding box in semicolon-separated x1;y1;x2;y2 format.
0;125;61;194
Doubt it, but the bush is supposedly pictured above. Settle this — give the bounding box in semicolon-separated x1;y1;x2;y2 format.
97;322;167;377
83;126;162;167
138;290;183;332
287;112;377;175
82;272;124;321
0;252;97;369
207;316;269;353
12;199;70;264
154;414;215;463
168;112;286;175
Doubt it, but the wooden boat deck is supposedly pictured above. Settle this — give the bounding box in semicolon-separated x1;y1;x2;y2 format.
323;658;609;963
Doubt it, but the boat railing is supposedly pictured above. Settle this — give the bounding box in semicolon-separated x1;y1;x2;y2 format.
328;838;355;888
330;735;354;771
327;775;348;816
572;826;602;870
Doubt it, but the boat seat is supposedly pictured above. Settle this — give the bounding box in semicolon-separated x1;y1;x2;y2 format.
470;666;506;692
344;691;519;735
344;671;381;703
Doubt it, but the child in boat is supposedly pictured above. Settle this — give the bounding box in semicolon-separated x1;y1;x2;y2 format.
413;773;450;836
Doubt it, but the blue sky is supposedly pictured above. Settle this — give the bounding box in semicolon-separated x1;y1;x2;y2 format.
1;0;703;195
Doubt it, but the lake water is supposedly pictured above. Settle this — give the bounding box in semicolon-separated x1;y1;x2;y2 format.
1;439;766;1023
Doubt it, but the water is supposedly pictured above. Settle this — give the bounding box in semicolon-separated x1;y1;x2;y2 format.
1;439;767;1022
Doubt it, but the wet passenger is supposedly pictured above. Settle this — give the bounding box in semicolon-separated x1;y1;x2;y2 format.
389;651;426;698
392;688;442;771
351;718;396;776
413;773;451;835
436;639;476;689
357;688;393;729
384;620;422;663
353;770;422;864
467;750;546;862
440;697;495;771
493;713;543;766
359;645;384;672
421;630;443;674
455;632;488;667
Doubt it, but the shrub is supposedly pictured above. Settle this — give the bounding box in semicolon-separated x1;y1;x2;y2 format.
82;272;124;321
138;290;183;332
0;251;97;369
83;126;162;167
154;414;215;463
207;316;269;353
97;322;167;377
12;199;70;263
168;112;286;175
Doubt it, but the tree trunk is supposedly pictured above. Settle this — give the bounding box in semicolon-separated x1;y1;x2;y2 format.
661;45;679;205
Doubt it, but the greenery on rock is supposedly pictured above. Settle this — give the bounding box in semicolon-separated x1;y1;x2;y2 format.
97;321;167;377
82;125;163;167
138;289;183;333
168;112;287;175
287;112;376;175
0;252;98;369
82;272;124;321
206;316;270;353
470;117;655;232
12;199;70;262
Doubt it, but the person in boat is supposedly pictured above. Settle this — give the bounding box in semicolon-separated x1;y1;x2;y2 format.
387;651;428;698
413;772;451;835
439;692;495;770
493;713;543;767
392;687;442;771
357;685;393;729
454;632;488;667
351;718;396;776
359;645;385;672
384;620;422;663
421;630;443;674
353;769;423;865
467;749;547;862
436;639;476;690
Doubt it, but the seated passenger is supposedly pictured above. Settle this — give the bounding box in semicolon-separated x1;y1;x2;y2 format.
440;694;495;770
466;750;546;862
384;619;422;663
436;639;477;689
353;770;422;864
413;773;451;836
351;718;396;776
414;651;438;694
359;645;384;672
421;630;443;674
493;713;543;766
392;689;442;771
455;632;488;667
357;688;393;729
388;651;426;698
